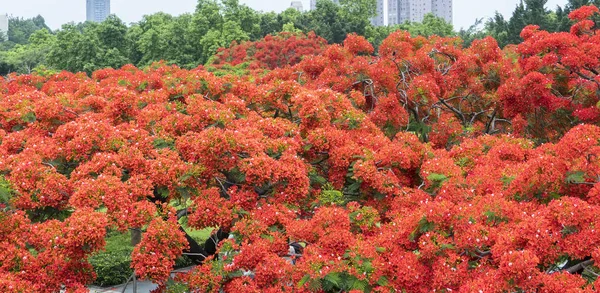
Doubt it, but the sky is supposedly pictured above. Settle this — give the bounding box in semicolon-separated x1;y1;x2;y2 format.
3;0;569;31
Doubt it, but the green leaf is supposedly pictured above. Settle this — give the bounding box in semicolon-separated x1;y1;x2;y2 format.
566;171;586;184
377;276;389;286
418;216;435;233
153;138;175;150
349;278;369;291
297;274;311;288
561;225;579;237
500;175;515;186
323;272;342;288
427;173;448;183
21;111;36;123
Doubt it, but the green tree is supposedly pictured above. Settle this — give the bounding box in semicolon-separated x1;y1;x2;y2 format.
189;0;255;64
221;0;262;39
47;17;131;74
200;21;249;63
6;15;51;45
94;15;128;54
130;13;198;67
457;18;488;47
298;0;349;43
555;0;600;31
0;29;55;74
485;0;560;47
339;0;377;18
259;12;281;37
405;13;454;37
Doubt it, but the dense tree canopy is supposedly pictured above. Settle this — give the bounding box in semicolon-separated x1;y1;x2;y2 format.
1;6;600;293
0;0;446;75
485;0;600;47
3;0;600;75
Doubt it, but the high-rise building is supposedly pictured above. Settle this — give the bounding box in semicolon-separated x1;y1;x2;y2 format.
388;0;400;25
86;0;110;23
0;14;8;41
397;0;410;23
309;0;451;27
389;0;452;25
431;0;452;23
371;0;385;27
291;1;304;12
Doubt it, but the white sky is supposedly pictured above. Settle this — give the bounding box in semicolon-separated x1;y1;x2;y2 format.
2;0;569;31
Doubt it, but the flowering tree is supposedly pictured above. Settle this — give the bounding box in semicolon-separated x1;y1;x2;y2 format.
0;6;600;293
208;31;327;71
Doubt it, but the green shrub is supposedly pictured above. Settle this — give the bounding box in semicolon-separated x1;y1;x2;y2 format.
89;230;134;287
89;249;134;287
89;228;201;287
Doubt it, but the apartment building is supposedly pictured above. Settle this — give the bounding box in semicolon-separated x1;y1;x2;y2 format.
86;0;110;23
310;0;452;26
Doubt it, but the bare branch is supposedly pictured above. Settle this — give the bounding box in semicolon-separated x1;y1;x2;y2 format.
565;259;595;274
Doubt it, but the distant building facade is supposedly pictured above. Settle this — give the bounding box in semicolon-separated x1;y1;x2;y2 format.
431;0;452;23
371;0;385;26
290;1;304;12
0;14;8;41
390;0;452;24
86;0;111;23
310;0;452;26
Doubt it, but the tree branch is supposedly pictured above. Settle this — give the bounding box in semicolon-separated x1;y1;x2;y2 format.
565;259;595;274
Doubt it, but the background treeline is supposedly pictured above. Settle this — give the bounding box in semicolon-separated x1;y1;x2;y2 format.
0;0;597;75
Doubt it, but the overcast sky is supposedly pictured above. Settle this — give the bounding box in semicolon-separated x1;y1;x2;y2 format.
3;0;569;31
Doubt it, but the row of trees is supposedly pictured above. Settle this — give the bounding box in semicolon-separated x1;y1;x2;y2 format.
484;0;600;46
0;0;598;75
0;0;383;75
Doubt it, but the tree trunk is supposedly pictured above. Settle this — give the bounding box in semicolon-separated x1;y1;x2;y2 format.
130;228;142;246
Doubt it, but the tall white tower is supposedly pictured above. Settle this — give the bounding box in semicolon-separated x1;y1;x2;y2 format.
86;0;111;23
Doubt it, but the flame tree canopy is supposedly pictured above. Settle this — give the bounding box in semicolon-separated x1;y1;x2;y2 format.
1;6;600;293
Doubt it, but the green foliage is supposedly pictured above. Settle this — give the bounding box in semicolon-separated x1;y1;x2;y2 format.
409;216;435;241
427;173;449;191
561;225;579;237
484;210;509;226
6;15;51;45
47;16;129;74
427;173;449;183
565;171;586;184
482;0;599;47
90;227;203;287
89;231;134;287
0;28;55;74
295;0;373;44
0;175;15;209
300;271;373;292
165;280;191;293
0;0;595;75
318;184;345;205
